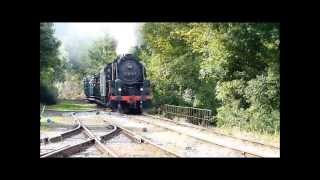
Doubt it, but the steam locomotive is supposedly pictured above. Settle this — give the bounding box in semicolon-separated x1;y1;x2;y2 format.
83;54;152;114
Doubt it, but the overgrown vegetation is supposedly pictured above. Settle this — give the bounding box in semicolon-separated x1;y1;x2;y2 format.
40;23;118;101
133;23;280;134
66;34;117;77
40;23;66;104
58;34;118;98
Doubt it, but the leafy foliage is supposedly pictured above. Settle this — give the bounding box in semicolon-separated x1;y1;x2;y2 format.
52;33;118;100
134;23;279;134
40;23;65;104
65;35;117;77
40;81;58;105
86;35;117;74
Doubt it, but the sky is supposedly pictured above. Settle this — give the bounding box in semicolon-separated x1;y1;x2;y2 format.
53;23;143;55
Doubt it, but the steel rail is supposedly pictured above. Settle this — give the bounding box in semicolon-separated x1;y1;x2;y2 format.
126;114;263;157
41;116;118;158
72;114;119;157
40;119;82;144
115;125;181;157
40;145;71;157
143;113;280;150
40;128;119;158
42;112;180;158
41;139;95;158
75;111;181;157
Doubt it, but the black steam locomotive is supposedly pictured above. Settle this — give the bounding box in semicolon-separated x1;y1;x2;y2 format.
84;54;152;114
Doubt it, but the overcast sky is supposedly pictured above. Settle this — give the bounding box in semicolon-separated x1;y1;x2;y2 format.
53;23;143;55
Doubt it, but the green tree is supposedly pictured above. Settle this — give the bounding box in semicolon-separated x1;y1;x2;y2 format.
135;22;279;134
53;33;118;100
86;35;117;74
40;23;64;104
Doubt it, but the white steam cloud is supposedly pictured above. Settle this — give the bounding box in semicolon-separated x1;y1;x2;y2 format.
54;23;143;55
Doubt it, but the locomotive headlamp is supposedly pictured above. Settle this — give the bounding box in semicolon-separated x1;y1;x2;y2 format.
118;88;122;92
140;88;143;91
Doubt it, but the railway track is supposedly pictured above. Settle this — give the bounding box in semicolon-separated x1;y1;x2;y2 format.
40;113;180;158
94;106;278;151
143;113;279;150
77;114;179;157
41;119;111;158
113;113;279;157
40;120;88;156
41;108;279;157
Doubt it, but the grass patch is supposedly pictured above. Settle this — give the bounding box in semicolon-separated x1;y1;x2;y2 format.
40;116;73;130
46;100;96;111
214;126;280;147
40;116;61;130
157;113;279;147
40;116;64;123
40;121;50;131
